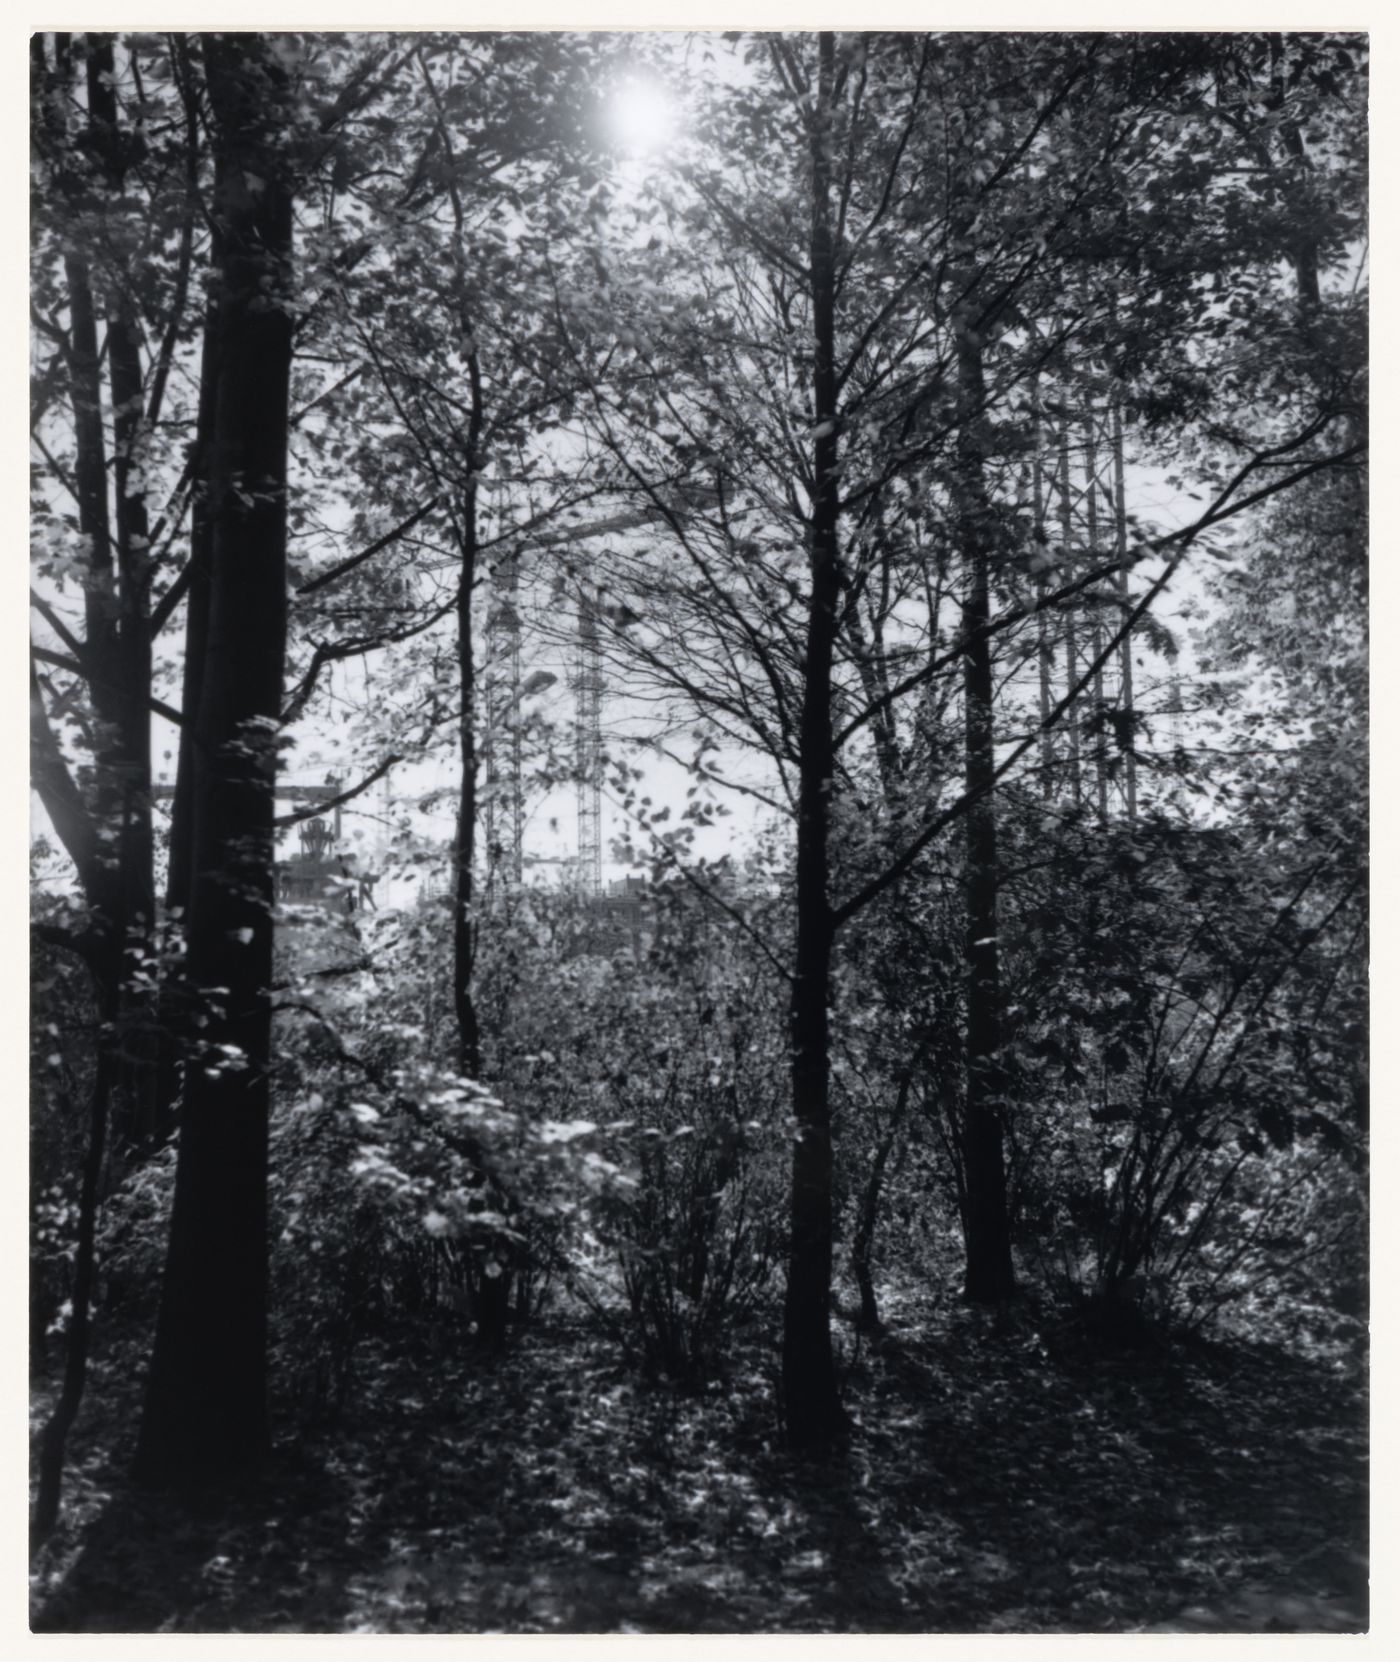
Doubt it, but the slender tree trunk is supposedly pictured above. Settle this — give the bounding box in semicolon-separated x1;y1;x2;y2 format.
157;298;221;1126
1030;386;1056;798
849;1069;914;1333
954;310;1016;1304
28;38;168;1530
39;34;126;1101
850;1127;896;1334
134;35;293;1486
31;1036;113;1544
845;595;903;800
109;315;160;1150
415;128;512;1320
64;253;120;709
453;484;482;1082
87;35;160;1149
162;31;216;931
782;31;846;1449
1054;414;1083;808
454;474;511;1345
1112;401;1137;822
417;56;488;1088
1083;413;1110;824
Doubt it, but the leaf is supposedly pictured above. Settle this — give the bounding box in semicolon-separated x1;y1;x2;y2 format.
538;1119;598;1144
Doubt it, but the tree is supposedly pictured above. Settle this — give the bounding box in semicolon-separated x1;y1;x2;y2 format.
329;37;602;1078
30;28;204;1150
282;31;625;1337
134;31;298;1485
29;26;210;1536
777;31;848;1444
559;28;1365;1443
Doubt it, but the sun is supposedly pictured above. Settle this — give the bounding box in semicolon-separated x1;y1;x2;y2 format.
607;78;677;157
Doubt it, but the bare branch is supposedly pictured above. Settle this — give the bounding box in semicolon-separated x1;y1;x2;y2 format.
273;755;403;827
296;496;443;596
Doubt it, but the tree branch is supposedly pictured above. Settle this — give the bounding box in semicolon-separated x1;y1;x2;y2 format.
29;660;105;902
30;589;90;665
31;644;184;727
273;755;402;827
296;496;442;596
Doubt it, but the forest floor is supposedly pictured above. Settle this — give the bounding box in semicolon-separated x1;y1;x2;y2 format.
30;1289;1367;1634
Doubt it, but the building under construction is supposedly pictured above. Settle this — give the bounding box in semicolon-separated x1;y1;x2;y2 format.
340;406;1180;920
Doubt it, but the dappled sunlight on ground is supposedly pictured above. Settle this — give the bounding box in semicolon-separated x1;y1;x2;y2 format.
31;1293;1366;1633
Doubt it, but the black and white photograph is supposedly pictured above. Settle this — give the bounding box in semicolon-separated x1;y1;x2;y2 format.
27;20;1368;1634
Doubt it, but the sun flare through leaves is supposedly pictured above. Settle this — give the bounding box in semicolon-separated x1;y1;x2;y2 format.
606;77;677;156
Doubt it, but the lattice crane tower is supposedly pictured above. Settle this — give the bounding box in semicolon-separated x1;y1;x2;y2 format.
1030;387;1138;821
484;505;669;896
575;583;604;895
484;550;525;888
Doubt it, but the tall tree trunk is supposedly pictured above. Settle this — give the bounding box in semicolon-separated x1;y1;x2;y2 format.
422;67;505;1324
1083;413;1111;824
63;259;121;730
86;34;160;1149
1029;381;1057;797
782;31;846;1449
35;31;126;1022
454;479;482;1082
31;1035;113;1543
418;53;488;1088
1112;401;1137;822
954;310;1016;1304
454;472;511;1346
109;314;160;1150
134;34;293;1486
162;32;215;932
157;297;221;1126
1056;415;1082;807
28;33;168;1533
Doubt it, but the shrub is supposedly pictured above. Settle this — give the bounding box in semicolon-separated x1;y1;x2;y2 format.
603;1107;784;1383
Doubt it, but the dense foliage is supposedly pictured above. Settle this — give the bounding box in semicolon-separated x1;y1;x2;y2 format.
30;29;1365;1633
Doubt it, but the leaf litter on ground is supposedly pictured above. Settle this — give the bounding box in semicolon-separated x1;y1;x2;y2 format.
31;1287;1366;1633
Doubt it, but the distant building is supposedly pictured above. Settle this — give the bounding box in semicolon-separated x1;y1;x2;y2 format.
276;815;377;916
591;874;650;956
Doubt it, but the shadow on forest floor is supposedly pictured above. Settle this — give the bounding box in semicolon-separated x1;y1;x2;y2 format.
30;1291;1367;1633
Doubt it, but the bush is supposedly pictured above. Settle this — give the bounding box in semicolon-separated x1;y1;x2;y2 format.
603;1108;784;1383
